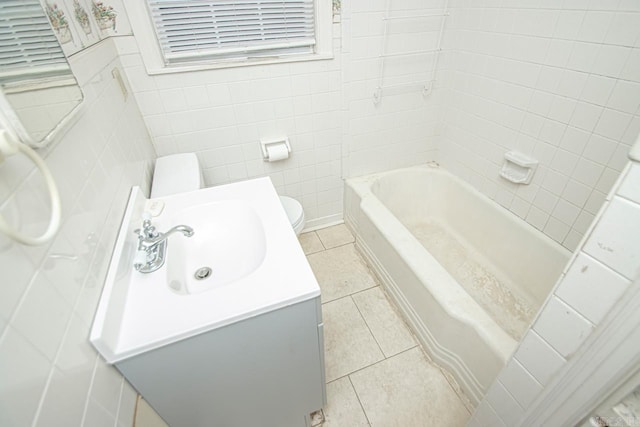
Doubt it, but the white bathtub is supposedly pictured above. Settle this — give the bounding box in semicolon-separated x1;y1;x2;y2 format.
345;165;570;406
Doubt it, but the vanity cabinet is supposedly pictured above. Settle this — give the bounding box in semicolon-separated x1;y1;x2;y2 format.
116;297;325;427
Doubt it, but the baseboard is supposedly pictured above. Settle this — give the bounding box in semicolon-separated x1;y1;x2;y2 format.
302;214;343;233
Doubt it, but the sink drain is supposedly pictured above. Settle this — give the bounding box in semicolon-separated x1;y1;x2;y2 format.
194;267;212;280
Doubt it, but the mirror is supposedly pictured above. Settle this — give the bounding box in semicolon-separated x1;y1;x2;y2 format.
0;0;83;147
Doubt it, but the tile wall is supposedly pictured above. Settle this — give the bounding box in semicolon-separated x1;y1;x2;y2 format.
340;0;446;177
467;155;640;427
116;0;449;229
440;1;640;250
0;39;156;426
113;35;345;229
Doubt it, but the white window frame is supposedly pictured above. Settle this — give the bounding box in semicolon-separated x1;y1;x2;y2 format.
124;0;333;75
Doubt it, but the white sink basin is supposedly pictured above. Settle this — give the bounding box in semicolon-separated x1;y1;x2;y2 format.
89;177;320;363
166;201;266;295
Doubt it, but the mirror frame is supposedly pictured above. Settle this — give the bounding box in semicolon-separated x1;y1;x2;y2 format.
0;87;85;148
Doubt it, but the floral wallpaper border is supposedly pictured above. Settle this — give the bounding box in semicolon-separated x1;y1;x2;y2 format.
42;0;131;57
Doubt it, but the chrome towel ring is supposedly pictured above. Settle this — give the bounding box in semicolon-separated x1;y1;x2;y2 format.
0;130;61;245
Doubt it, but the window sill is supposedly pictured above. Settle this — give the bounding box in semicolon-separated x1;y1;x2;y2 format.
144;52;335;76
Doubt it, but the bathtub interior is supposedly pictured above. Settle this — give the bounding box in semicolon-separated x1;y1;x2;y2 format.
371;168;569;339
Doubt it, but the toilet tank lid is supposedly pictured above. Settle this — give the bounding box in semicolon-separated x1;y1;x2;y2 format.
151;153;202;198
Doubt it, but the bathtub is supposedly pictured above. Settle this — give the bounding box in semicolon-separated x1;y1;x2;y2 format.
344;165;570;406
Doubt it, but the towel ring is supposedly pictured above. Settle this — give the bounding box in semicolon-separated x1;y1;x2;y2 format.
0;130;61;245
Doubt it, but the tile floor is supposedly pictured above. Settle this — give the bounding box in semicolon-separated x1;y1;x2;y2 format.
135;224;471;427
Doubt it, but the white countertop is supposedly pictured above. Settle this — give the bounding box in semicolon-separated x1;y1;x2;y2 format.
90;177;320;363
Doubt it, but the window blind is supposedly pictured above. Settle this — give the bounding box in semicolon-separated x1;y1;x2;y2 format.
147;0;316;63
0;0;69;81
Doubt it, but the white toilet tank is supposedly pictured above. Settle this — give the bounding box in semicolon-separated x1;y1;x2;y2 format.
151;153;202;198
151;153;305;235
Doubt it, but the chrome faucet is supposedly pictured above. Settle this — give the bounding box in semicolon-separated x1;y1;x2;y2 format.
134;214;194;273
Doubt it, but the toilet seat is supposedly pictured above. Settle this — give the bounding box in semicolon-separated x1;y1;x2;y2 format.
279;196;305;235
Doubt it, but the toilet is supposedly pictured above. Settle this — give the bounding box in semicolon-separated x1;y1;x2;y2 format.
151;153;306;235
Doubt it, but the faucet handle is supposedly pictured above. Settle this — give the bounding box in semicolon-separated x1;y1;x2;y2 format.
133;249;148;271
139;212;159;238
142;211;152;228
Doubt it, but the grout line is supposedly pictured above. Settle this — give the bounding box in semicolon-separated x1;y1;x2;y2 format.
318;240;357;251
320;283;379;306
315;230;328;251
348;375;373;426
328;346;419;384
350;294;387;358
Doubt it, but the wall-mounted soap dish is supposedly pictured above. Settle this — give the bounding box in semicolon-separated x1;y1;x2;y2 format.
500;151;538;184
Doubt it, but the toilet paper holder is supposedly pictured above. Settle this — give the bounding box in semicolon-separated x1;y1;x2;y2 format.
260;137;291;162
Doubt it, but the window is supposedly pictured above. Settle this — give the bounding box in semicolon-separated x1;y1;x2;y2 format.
126;0;332;73
0;0;69;82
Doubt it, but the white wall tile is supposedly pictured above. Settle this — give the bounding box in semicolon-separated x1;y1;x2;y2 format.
498;359;543;410
544;217;571;243
569;102;603;132
562;179;591;207
421;9;636;249
559;126;589;154
486;381;524;426
594;109;633;141
1;39;156;427
82;398;116;427
474;401;507;427
583;196;640;279
514;331;566;387
0;328;52;427
11;272;72;361
556;253;631;325
572;158;604;187
607;80;640;115
617;163;640;203
533;296;594;358
580;75;615;106
576;11;615;44
552;199;581;225
591;45;632;78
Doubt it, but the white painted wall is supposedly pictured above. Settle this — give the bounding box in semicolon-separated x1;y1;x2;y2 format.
0;39;156;426
440;1;640;251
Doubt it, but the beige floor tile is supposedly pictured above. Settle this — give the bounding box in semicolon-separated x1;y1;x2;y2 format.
350;348;470;427
352;287;417;357
134;397;168;427
298;231;325;255
316;224;355;249
322;378;370;427
323;297;384;382
307;244;378;303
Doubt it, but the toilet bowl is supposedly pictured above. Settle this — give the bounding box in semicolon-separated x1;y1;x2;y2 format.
151;153;306;235
279;195;305;236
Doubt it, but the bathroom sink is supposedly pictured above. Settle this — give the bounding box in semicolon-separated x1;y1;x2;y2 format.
89;177;320;364
166;201;266;295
